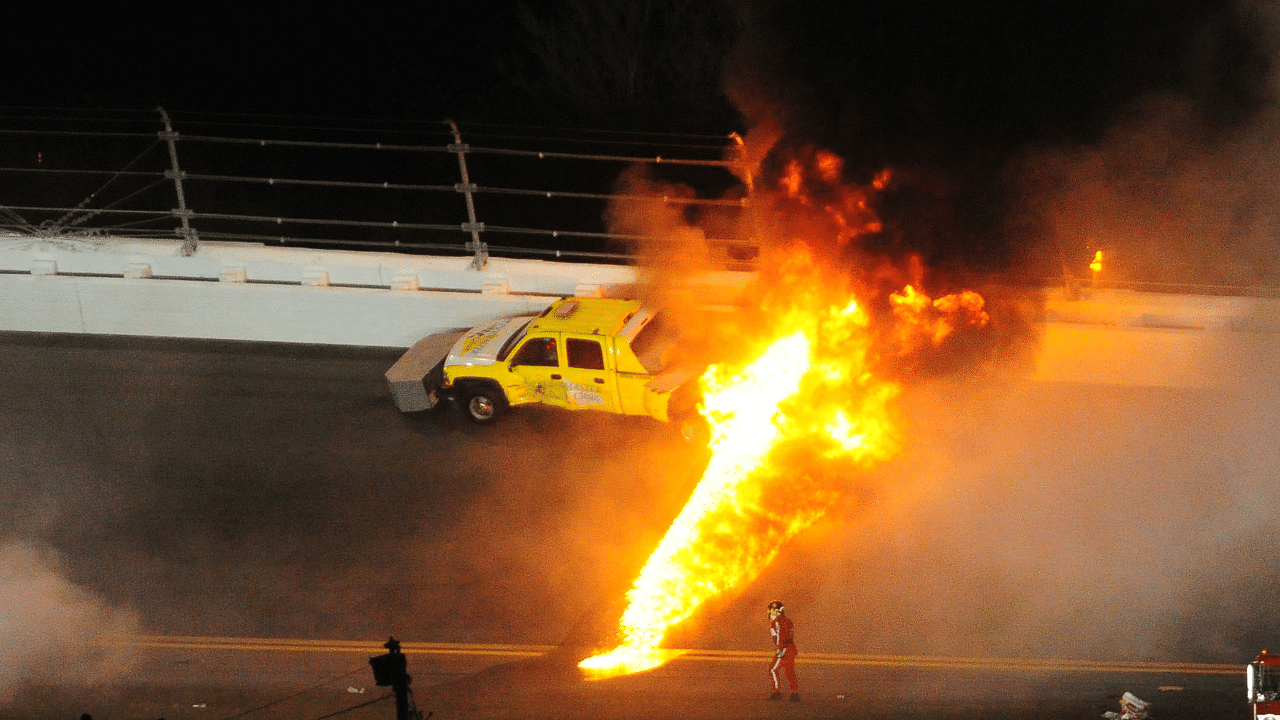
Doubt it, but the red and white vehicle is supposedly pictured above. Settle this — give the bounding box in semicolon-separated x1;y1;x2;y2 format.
1248;649;1280;719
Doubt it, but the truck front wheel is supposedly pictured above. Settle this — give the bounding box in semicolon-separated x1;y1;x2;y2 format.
463;388;504;424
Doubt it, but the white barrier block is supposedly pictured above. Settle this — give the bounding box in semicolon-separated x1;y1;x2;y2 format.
31;259;57;276
124;263;153;279
573;283;603;298
220;266;248;283
302;271;330;287
391;275;420;291
482;277;510;295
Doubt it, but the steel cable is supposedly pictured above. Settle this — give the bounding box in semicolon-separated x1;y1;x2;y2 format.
50;139;162;230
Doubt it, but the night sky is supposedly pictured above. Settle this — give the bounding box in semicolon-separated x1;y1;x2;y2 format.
7;1;1262;124
4;0;1276;281
3;2;520;119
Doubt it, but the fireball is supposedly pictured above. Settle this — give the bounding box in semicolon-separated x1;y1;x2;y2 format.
582;260;918;678
581;150;985;679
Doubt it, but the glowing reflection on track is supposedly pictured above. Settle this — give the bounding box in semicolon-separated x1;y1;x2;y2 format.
112;636;1240;676
120;635;553;658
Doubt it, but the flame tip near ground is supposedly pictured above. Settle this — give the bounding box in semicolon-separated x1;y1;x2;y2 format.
579;647;690;679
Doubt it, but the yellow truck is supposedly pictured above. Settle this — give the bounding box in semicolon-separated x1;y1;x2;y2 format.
386;297;702;428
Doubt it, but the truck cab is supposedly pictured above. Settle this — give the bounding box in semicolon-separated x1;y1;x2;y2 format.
387;297;701;427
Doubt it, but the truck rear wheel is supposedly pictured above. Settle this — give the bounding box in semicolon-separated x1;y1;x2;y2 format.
463;388;504;424
675;412;710;446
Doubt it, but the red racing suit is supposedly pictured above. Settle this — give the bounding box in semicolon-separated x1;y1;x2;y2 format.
769;613;798;693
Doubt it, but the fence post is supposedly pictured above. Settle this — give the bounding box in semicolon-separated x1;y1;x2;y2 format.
448;121;487;270
156;107;199;256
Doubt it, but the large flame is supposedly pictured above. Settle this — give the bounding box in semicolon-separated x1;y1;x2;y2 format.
581;265;914;677
581;151;986;679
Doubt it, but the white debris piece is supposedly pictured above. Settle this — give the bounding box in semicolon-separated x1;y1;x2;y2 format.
1102;691;1150;720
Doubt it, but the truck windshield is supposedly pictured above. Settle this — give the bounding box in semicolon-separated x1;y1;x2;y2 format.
496;319;534;362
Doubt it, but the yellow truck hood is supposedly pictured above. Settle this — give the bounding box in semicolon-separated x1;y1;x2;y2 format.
445;315;534;368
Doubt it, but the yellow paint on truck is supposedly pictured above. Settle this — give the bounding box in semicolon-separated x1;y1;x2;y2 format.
437;297;695;424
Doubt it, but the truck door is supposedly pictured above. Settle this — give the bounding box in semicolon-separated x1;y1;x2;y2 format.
507;333;569;407
561;336;618;413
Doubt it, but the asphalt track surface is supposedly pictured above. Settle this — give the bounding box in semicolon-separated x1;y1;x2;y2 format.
0;332;1254;719
5;636;1248;720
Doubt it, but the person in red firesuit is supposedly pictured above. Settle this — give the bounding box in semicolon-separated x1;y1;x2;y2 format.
767;600;800;702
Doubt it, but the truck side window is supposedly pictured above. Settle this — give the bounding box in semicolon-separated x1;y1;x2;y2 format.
566;338;605;370
511;336;559;367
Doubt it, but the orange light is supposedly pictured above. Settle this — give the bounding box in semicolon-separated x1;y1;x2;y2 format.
1089;250;1103;274
889;286;989;353
815;150;843;183
780;160;804;199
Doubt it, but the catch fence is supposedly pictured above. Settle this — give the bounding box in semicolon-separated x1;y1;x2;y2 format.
0;107;754;270
7;107;1280;299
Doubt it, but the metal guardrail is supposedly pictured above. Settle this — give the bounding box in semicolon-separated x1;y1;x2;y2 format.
0;107;753;270
5;108;1280;299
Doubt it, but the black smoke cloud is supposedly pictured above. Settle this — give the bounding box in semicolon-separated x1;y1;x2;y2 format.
722;0;1273;278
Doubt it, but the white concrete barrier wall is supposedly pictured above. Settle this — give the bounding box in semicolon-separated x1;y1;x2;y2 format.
2;234;1278;388
0;274;556;347
0;235;648;295
0;235;754;347
1033;323;1280;388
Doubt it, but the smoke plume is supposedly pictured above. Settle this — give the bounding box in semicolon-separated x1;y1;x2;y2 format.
0;541;139;703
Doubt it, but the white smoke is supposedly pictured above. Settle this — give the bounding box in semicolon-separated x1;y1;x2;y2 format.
731;364;1280;664
0;541;140;704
